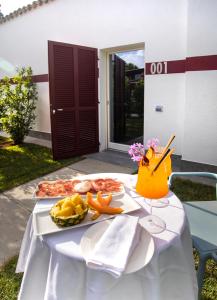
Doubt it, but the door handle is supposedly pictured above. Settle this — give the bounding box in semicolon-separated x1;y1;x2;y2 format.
52;109;63;115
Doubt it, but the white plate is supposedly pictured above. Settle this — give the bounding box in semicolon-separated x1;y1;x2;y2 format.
33;179;125;200
80;219;155;274
33;192;141;236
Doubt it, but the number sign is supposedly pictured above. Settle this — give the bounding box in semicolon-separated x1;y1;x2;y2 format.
150;62;167;74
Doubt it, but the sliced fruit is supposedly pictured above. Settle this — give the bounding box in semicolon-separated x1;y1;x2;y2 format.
97;192;112;207
146;146;155;160
62;199;75;209
50;195;88;227
75;204;83;215
98;206;123;214
86;192;123;215
55;206;74;217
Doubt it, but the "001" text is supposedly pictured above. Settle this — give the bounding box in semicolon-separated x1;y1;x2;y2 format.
150;62;168;74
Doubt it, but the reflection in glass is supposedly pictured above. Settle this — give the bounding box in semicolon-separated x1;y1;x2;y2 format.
109;50;144;145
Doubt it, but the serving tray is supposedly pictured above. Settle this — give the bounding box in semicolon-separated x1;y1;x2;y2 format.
33;192;141;236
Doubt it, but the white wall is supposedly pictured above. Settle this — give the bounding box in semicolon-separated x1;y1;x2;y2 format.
1;0;216;165
183;72;217;165
34;83;51;133
182;0;217;165
0;0;187;141
0;0;187;73
186;0;217;56
144;74;186;155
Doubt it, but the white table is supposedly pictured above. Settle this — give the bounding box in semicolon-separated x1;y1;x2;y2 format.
16;173;198;300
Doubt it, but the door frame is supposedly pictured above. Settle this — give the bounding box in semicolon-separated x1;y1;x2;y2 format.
103;43;145;152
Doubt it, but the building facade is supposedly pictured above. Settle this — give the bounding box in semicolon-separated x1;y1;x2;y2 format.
0;0;216;167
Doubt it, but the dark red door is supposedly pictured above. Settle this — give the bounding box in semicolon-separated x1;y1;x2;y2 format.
48;41;99;160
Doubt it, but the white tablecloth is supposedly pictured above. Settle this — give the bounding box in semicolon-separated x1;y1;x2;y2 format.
16;173;198;300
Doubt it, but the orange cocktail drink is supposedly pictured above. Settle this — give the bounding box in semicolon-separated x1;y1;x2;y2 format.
136;151;172;199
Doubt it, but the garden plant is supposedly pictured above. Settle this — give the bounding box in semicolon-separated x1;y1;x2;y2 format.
0;67;38;144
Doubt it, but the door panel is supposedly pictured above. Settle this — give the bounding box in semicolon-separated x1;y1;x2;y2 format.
48;41;99;160
55;111;77;158
79;110;99;152
78;48;97;107
53;45;75;108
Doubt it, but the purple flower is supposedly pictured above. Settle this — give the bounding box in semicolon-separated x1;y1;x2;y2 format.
128;143;145;162
146;138;160;151
128;138;160;163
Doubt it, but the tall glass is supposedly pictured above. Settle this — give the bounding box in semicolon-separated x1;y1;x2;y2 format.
136;153;171;198
136;151;172;233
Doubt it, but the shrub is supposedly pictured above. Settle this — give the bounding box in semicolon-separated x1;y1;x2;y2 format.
0;67;38;144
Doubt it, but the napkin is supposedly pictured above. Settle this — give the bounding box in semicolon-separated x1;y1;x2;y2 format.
86;215;141;278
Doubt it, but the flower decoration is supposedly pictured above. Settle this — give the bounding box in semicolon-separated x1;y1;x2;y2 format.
128;143;145;162
128;138;160;162
146;138;160;152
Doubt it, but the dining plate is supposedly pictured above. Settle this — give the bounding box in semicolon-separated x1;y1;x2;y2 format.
80;219;155;274
33;192;141;236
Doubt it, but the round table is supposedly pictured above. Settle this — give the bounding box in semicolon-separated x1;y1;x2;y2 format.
16;173;198;300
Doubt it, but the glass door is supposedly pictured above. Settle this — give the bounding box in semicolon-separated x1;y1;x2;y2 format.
108;49;144;151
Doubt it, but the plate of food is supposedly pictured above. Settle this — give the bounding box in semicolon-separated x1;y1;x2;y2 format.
32;191;141;236
34;178;124;200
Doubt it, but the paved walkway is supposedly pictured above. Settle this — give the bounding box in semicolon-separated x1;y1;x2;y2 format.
0;156;134;266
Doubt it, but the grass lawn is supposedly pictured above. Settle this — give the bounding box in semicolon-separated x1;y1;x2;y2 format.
171;177;215;201
0;256;22;300
0;136;81;193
